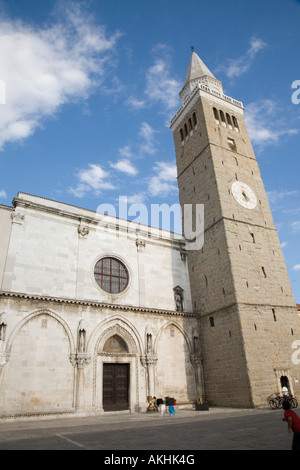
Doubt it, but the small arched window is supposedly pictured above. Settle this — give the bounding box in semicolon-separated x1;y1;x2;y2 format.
180;128;184;141
220;110;226;126
232;115;239;130
213;107;219;122
226;113;232;128
188;118;193;133
192;112;197;126
184;123;188;137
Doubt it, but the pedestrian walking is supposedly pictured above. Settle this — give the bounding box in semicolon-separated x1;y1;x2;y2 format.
168;404;175;416
282;400;300;450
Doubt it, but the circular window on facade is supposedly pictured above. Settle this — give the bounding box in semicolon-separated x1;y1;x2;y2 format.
94;257;129;294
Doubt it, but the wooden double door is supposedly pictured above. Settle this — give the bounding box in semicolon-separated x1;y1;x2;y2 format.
103;363;129;411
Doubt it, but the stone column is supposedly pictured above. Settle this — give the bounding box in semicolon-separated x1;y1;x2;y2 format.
73;319;91;412
0;313;8;367
190;353;205;399
141;354;158;397
74;353;91;411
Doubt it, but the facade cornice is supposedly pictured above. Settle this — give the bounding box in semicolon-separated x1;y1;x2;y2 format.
0;290;197;318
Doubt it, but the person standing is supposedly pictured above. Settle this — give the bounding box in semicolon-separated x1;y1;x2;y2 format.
282;400;300;450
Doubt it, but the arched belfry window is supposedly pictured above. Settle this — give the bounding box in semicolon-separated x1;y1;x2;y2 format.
232;115;239;130
184;123;188;137
192;112;197;126
94;257;129;294
213;107;219;122
226;113;232;128
220;110;226;126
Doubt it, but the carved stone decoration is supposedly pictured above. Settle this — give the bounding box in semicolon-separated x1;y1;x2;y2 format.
140;353;158;397
146;326;153;354
75;353;92;369
0;349;9;367
0;313;7;342
78;220;90;237
78;225;90;237
140;354;158;367
173;285;184;312
69;353;77;367
11;212;25;225
193;330;201;354
0;313;8;367
70;352;91;368
190;352;205;398
78;319;87;353
136;238;146;251
190;352;203;365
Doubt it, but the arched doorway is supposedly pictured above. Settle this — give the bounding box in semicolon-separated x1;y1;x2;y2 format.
280;375;291;395
92;319;142;413
274;369;294;396
102;335;130;411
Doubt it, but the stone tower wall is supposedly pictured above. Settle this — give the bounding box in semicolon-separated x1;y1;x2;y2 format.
172;86;300;407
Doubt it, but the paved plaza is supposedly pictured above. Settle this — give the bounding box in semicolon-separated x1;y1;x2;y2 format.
0;407;295;451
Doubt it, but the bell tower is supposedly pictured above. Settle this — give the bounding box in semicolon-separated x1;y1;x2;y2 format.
171;52;300;407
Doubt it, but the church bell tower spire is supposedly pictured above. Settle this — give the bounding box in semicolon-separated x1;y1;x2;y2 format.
179;51;223;104
170;51;300;408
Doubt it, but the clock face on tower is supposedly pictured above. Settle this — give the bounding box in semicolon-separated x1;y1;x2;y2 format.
231;181;257;209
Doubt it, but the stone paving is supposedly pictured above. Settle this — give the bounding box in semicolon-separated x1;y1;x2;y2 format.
0;407;295;451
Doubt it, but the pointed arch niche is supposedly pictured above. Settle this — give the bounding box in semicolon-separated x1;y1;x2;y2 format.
103;334;129;353
155;321;196;403
1;309;75;416
92;320;141;413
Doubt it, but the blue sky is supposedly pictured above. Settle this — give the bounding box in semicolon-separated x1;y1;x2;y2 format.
0;0;300;302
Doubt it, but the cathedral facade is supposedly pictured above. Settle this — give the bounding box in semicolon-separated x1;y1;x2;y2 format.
0;52;299;418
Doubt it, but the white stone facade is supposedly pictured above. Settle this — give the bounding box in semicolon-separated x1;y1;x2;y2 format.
0;193;203;417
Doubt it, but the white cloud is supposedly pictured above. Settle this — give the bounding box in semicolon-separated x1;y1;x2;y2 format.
69;163;116;198
145;58;180;110
0;190;7;199
245;99;298;149
120;193;146;205
127;45;180;113
139;122;157;156
267;190;299;204
280;241;288;248
222;37;267;78
148;161;178;197
126;97;146;110
292;221;300;232
110;159;138;176
292;264;300;271
118;145;134;159
0;5;120;149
